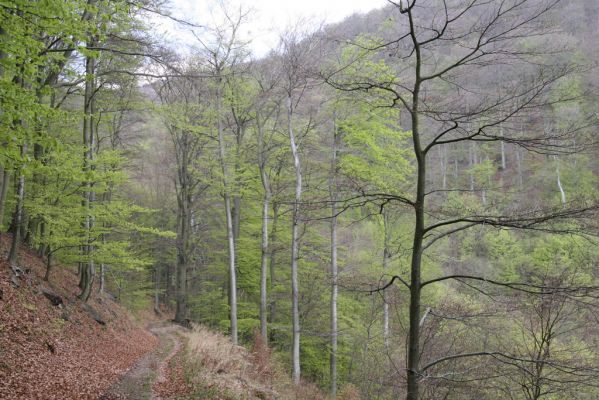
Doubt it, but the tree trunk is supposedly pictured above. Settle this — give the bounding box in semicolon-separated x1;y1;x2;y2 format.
406;15;424;398
258;117;271;343
329;119;339;398
468;141;475;191
79;37;97;302
174;122;192;324
217;79;238;344
8;144;27;267
555;156;566;205
174;191;189;323
288;94;302;385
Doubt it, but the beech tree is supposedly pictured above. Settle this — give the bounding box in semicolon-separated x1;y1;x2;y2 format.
278;25;321;384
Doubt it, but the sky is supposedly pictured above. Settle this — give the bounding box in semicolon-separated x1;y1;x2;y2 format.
156;0;387;56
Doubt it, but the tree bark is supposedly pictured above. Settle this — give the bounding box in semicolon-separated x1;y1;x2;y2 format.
258;117;271;343
329;119;339;398
287;94;302;385
79;35;97;302
555;156;566;205
406;10;423;399
8;144;27;267
217;78;238;344
174;146;190;324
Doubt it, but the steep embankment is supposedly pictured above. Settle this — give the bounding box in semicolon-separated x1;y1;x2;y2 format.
0;235;158;399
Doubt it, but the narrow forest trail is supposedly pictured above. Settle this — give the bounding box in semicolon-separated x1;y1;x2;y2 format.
99;323;185;400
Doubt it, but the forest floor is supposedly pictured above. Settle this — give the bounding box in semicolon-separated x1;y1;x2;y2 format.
0;234;329;400
99;323;186;400
0;235;160;399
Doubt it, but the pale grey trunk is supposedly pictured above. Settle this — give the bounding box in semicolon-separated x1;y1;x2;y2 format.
257;117;271;342
217;79;238;344
555;156;566;205
8;144;27;267
329;119;339;398
287;95;301;384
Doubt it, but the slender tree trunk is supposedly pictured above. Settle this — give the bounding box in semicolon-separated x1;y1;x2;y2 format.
407;12;424;398
258;118;271;343
174;187;189;323
468;141;475;191
555;156;566;205
79;38;96;302
8;144;27;267
217;79;238;344
287;94;302;385
329;117;339;398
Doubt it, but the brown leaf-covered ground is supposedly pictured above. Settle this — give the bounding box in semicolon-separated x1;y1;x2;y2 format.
0;235;158;399
101;323;188;400
0;234;336;400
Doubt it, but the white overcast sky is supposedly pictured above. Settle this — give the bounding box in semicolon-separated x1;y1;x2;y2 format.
155;0;387;56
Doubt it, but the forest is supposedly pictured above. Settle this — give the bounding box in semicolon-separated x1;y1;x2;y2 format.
2;0;599;399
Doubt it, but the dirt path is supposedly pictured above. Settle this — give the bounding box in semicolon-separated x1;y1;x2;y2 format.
99;323;184;400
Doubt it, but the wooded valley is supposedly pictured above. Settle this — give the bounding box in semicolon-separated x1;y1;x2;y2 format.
2;0;599;399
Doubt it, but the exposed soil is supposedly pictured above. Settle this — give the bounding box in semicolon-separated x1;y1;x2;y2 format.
99;323;184;400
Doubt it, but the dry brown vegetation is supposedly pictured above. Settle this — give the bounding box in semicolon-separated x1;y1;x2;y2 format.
179;325;326;399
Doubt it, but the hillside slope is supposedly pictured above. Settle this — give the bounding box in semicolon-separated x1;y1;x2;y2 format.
0;235;157;400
